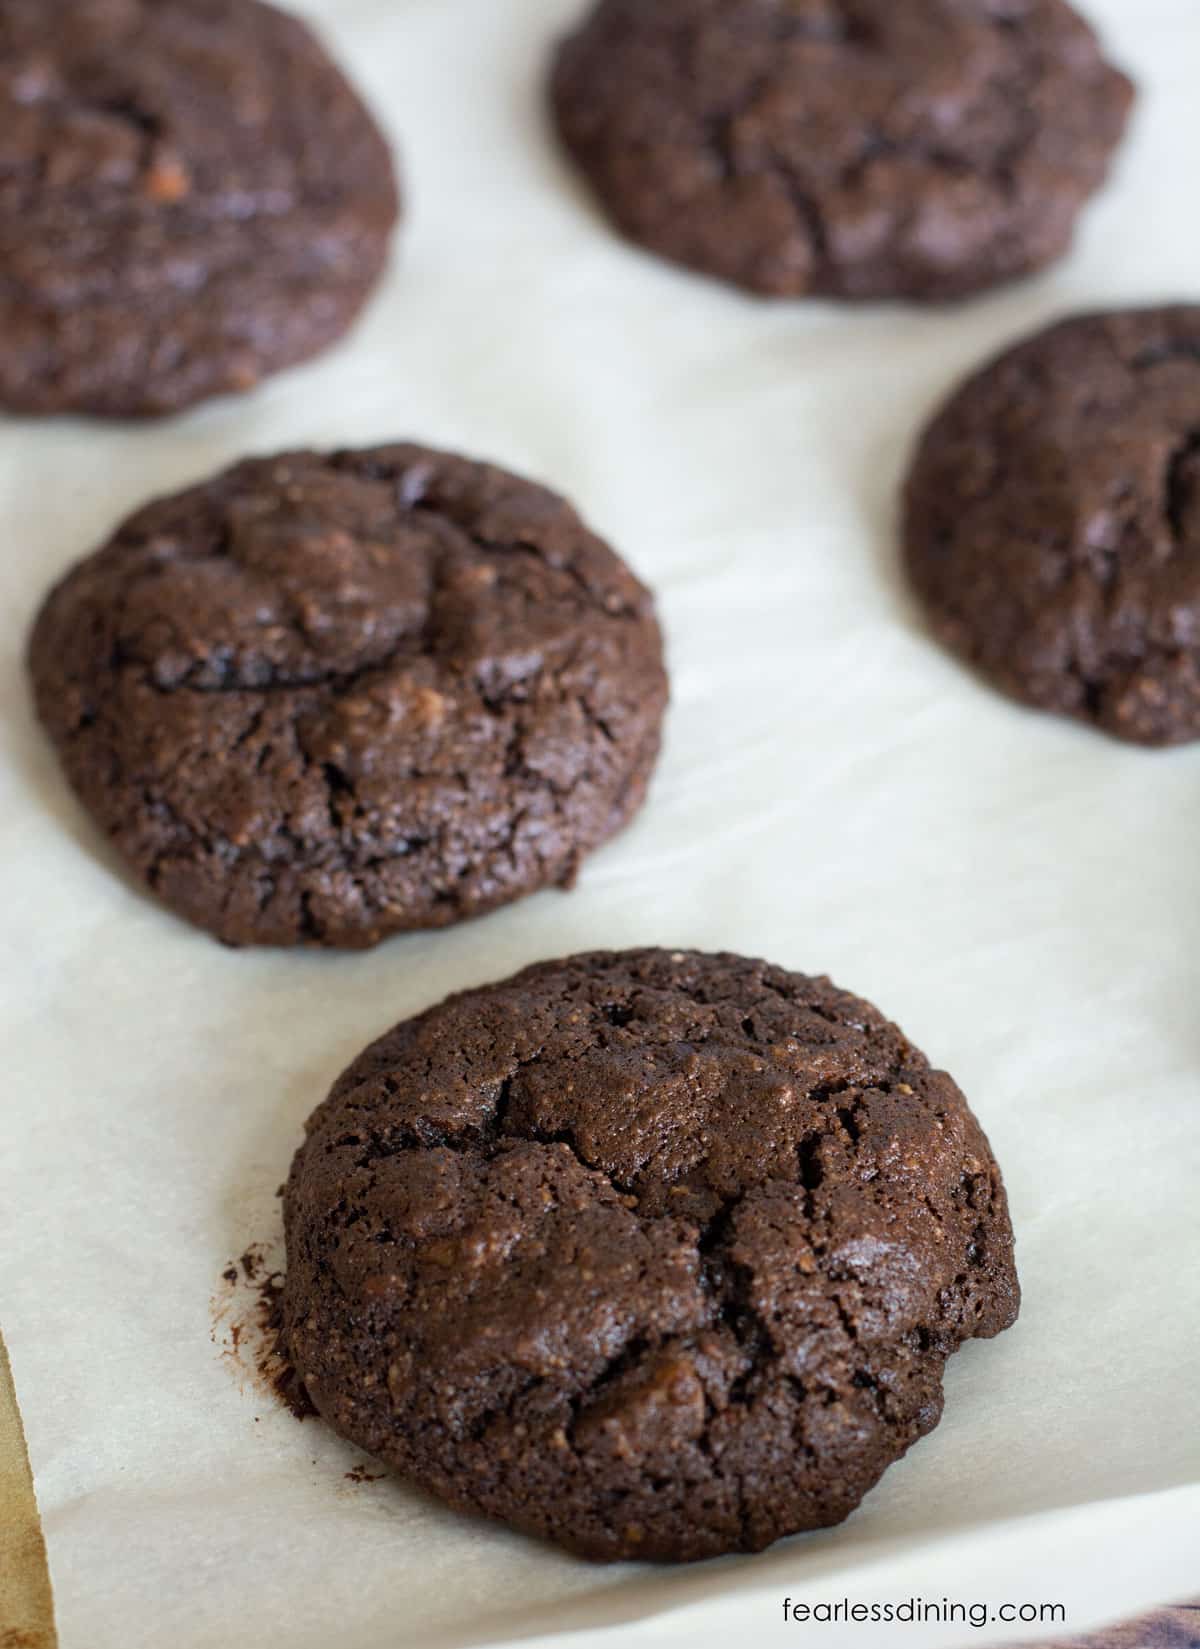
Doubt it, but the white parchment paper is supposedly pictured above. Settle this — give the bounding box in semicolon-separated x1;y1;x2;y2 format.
1;2;1197;1645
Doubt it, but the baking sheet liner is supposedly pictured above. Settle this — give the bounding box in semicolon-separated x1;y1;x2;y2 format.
1;1;1197;1645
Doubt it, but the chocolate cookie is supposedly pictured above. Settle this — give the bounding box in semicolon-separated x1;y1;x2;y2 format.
551;0;1133;302
0;0;399;417
28;447;668;946
904;306;1200;745
282;949;1019;1562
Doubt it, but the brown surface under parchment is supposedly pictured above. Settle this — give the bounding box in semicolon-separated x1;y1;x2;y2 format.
1020;1605;1200;1648
0;1332;56;1649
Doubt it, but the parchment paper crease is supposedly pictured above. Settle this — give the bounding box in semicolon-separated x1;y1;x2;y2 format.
1;2;1196;1646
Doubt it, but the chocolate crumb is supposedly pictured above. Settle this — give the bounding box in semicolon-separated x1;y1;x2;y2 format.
213;1240;314;1421
344;1463;387;1485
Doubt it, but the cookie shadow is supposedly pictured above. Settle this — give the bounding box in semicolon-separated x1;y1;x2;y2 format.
513;10;604;233
849;291;1044;646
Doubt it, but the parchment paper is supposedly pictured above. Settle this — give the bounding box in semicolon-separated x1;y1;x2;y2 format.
1;2;1197;1645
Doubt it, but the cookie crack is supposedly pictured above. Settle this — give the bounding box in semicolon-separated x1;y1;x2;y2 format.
1132;340;1200;373
770;153;831;275
464;1372;545;1445
90;91;162;146
696;1194;774;1400
1166;429;1200;544
566;1335;652;1428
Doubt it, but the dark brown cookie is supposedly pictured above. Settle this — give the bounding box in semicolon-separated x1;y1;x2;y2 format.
904;306;1200;745
282;948;1019;1562
28;447;668;946
551;0;1133;302
0;0;399;418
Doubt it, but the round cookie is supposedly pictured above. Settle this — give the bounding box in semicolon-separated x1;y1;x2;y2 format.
904;306;1200;745
282;948;1019;1562
550;0;1133;303
0;0;399;417
29;446;668;947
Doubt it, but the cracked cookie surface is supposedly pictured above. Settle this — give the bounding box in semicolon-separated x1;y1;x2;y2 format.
550;0;1132;302
0;0;399;417
28;447;668;947
904;306;1200;745
282;948;1019;1561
